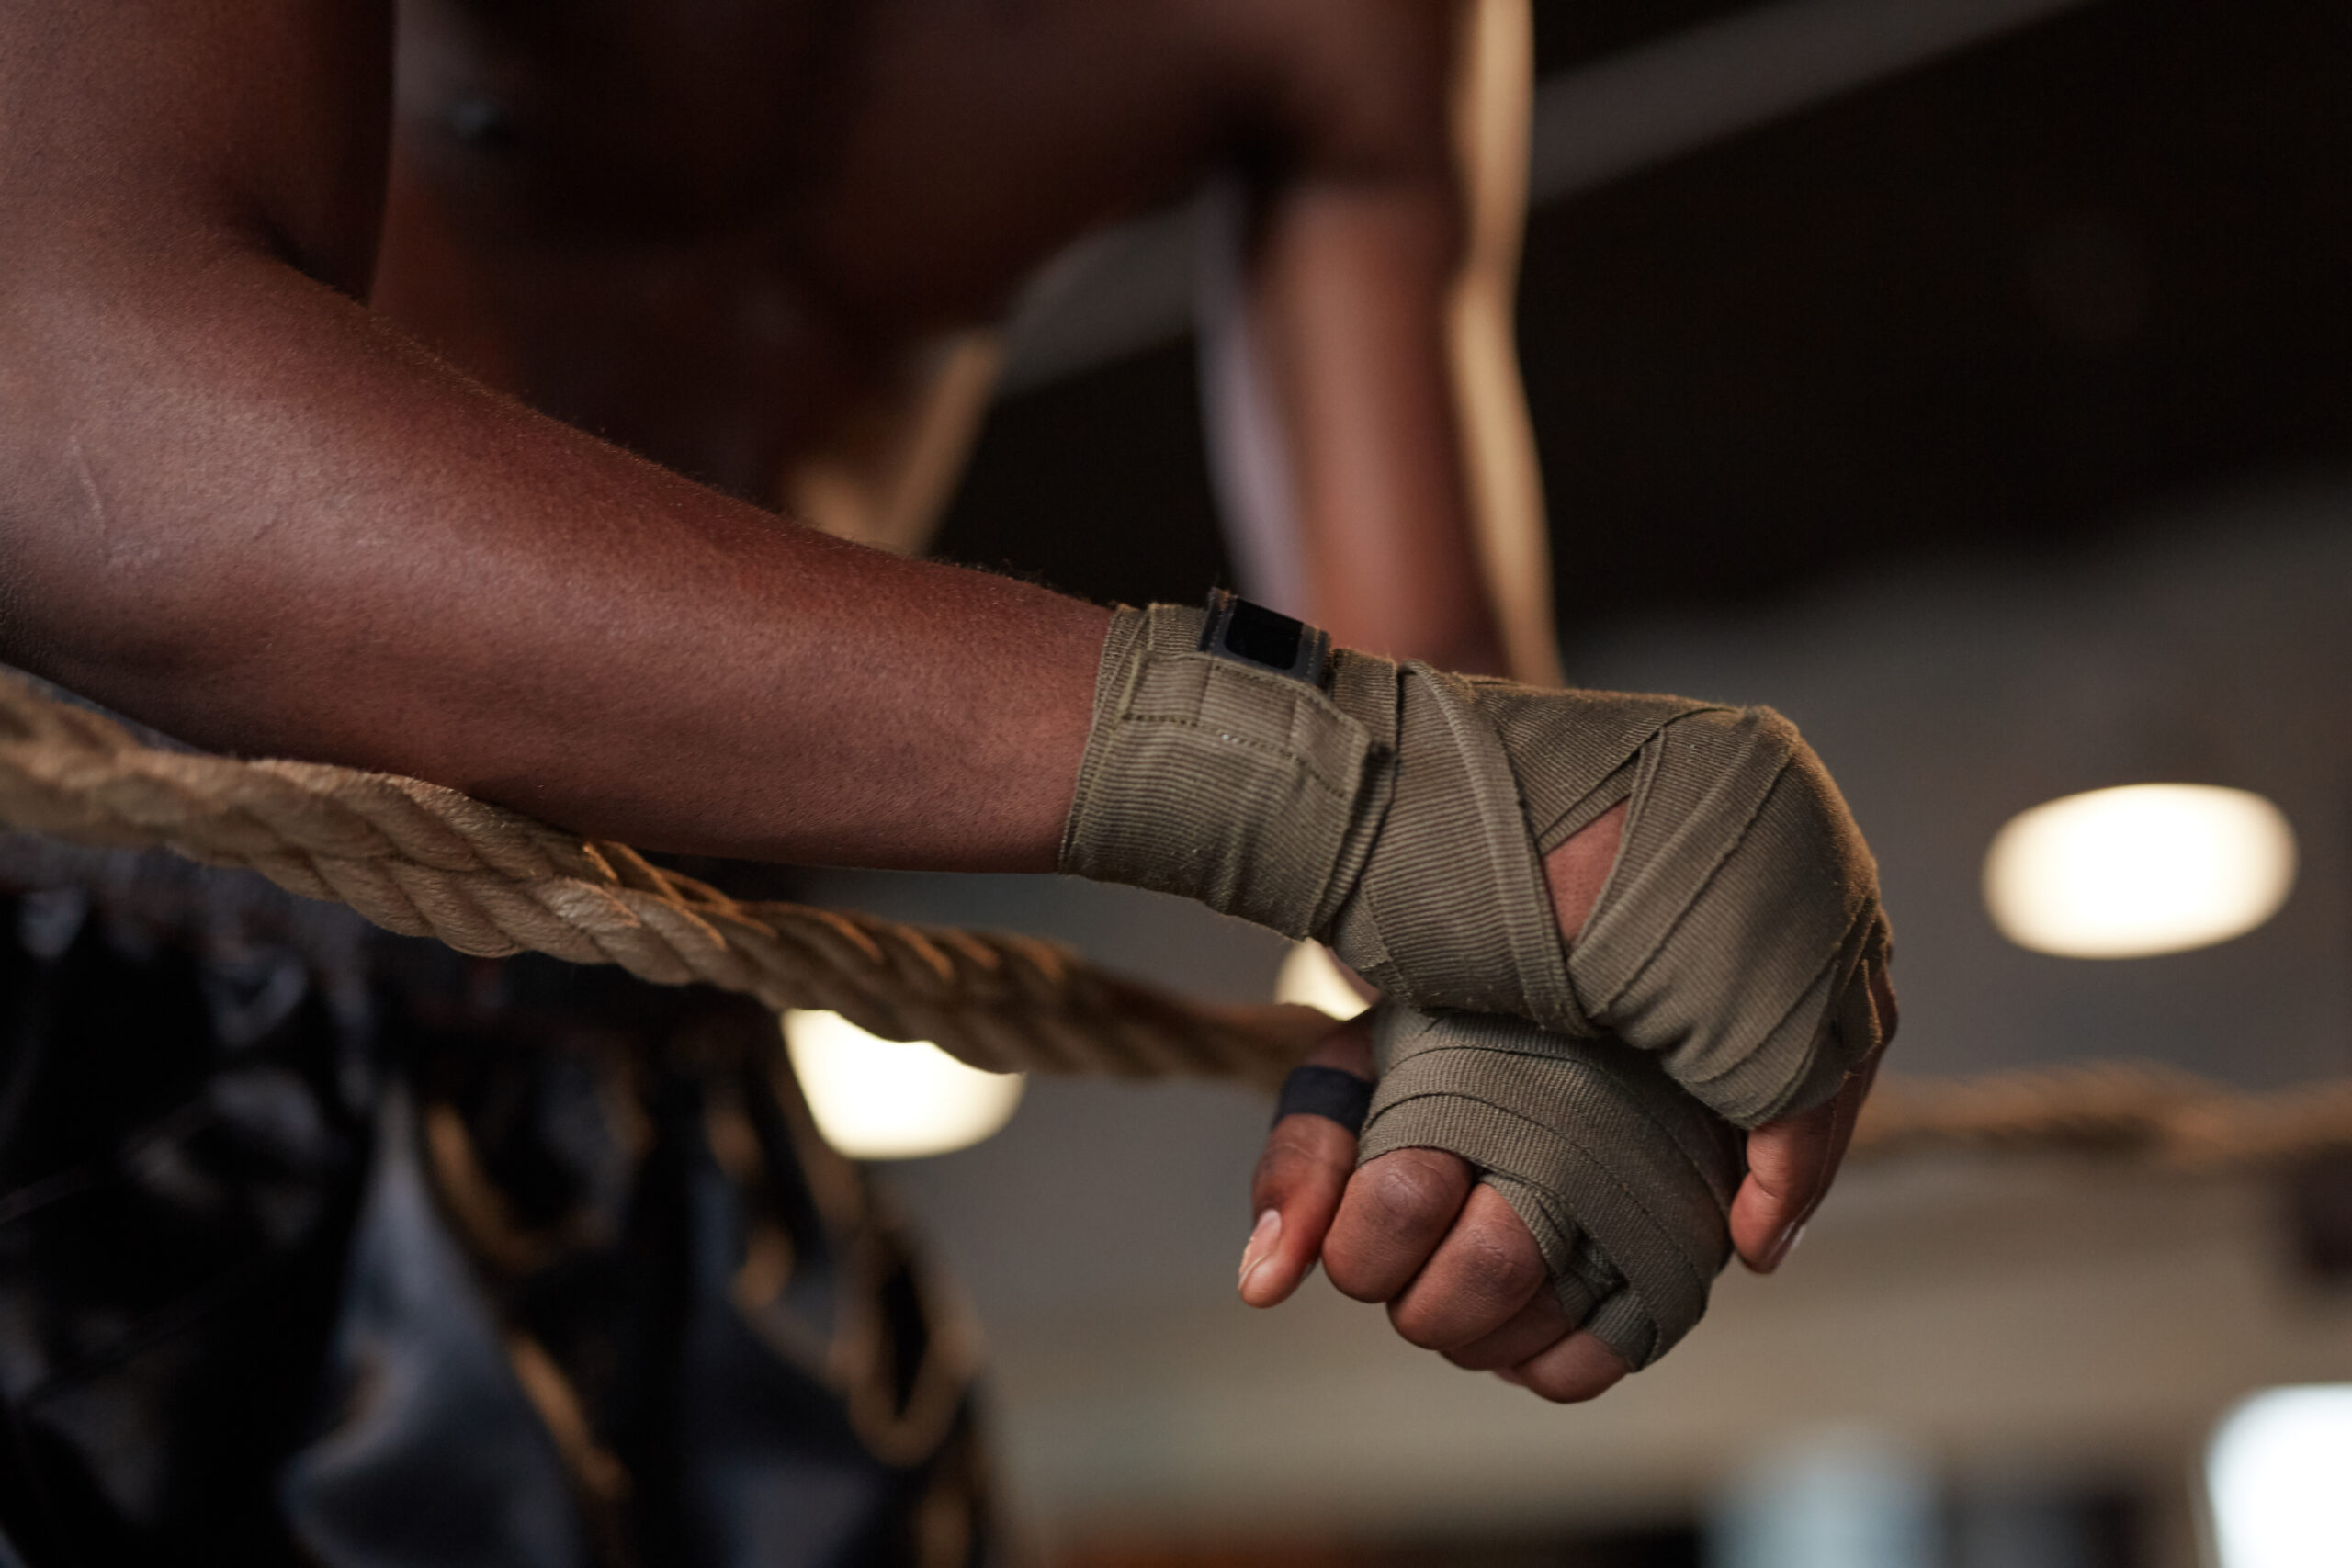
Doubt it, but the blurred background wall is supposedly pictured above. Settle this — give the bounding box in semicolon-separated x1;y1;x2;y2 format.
796;0;2352;1561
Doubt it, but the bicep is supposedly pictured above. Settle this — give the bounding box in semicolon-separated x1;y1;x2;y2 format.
1;2;394;293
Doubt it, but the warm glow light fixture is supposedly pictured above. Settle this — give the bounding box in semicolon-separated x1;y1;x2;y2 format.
781;1010;1024;1160
2208;1385;2352;1568
1275;941;1371;1020
1983;784;2296;958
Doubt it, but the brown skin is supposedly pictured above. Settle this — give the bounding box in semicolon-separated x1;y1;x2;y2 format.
0;3;1104;871
0;0;1879;1401
1246;176;1504;671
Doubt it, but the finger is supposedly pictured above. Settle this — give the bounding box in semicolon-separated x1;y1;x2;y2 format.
1385;1185;1548;1350
1730;950;1897;1271
1811;1039;1883;1201
1732;1036;1885;1271
1442;1284;1575;1371
1731;1090;1839;1272
1240;1019;1374;1308
1511;1330;1630;1404
1323;1147;1476;1303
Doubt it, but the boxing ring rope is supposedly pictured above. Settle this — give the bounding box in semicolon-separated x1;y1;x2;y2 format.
5;669;2348;1169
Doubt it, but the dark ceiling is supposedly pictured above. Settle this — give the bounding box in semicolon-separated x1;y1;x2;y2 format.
1530;0;1757;73
930;0;2352;653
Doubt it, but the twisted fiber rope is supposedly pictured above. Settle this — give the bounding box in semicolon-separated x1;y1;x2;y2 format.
1854;1062;2352;1171
8;671;2352;1167
0;671;1327;1087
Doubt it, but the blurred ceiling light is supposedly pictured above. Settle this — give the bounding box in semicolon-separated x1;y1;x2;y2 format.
1983;784;2296;958
781;1010;1023;1160
1275;941;1371;1021
2208;1385;2352;1568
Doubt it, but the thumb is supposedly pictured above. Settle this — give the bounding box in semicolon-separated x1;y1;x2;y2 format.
1242;1015;1374;1307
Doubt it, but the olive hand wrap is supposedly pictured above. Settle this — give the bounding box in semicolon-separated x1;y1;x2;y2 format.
1057;602;1891;1126
1362;1003;1744;1369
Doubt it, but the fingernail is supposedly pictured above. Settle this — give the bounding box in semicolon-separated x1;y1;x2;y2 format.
1762;1223;1808;1272
1238;1209;1282;1293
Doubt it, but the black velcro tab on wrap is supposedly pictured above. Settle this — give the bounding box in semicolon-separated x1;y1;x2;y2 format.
1201;588;1330;688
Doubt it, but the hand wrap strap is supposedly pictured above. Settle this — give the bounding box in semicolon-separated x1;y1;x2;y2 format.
1361;1004;1743;1370
1058;603;1891;1126
1273;1064;1374;1134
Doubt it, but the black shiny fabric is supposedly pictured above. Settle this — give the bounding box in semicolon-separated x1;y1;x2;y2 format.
0;879;990;1568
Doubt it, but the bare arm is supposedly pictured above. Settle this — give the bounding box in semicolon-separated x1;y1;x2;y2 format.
1207;0;1558;681
0;3;1104;873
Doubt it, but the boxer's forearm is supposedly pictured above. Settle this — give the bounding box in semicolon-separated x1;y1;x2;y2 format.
0;243;1106;871
1255;181;1512;678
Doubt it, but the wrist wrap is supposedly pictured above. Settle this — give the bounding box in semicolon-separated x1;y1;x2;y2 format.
1360;1004;1744;1369
1058;604;1891;1126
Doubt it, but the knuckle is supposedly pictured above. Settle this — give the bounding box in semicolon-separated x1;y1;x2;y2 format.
1251;1126;1340;1203
1264;1122;1337;1165
1385;1238;1544;1351
1457;1232;1545;1308
1250;1133;1312;1184
1359;1153;1460;1232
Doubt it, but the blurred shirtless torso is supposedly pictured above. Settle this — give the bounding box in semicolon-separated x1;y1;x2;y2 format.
376;0;1555;673
385;1;1435;522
